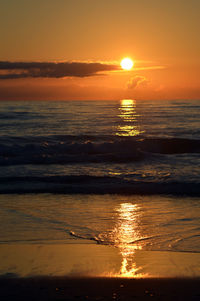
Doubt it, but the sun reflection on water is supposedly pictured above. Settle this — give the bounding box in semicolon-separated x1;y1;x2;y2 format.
116;99;143;136
111;203;146;278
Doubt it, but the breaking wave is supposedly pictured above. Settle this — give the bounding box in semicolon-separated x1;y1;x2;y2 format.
0;135;200;166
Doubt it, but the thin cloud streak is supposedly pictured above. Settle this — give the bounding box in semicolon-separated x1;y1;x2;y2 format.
133;66;166;71
0;61;120;79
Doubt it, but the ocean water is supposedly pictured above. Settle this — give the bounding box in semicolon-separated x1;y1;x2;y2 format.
0;99;200;256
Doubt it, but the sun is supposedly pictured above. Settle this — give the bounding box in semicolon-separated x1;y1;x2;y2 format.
120;58;134;70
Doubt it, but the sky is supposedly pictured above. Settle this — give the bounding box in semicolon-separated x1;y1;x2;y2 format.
0;0;200;100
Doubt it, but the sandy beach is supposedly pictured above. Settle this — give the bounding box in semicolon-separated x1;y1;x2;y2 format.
1;276;200;301
0;242;200;300
1;242;200;278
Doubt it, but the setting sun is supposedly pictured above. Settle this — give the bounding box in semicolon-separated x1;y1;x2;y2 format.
120;58;134;70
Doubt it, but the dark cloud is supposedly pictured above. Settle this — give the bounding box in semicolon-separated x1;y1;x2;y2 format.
0;61;120;79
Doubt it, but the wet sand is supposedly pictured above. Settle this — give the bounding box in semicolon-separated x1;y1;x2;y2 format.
1;242;200;300
1;276;200;301
1;243;200;278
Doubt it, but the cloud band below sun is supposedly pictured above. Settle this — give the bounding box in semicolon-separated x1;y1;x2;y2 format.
0;61;120;79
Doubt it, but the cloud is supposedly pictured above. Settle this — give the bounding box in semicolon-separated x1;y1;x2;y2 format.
133;66;166;71
0;61;120;79
127;75;149;89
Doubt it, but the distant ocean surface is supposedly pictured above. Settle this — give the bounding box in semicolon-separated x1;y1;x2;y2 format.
0;99;200;255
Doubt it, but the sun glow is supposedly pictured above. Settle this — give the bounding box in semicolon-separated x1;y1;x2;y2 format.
120;58;134;70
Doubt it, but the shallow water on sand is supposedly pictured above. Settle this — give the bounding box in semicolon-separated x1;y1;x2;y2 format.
0;194;199;254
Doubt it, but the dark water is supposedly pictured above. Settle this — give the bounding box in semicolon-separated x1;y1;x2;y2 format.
0;99;200;253
0;99;200;194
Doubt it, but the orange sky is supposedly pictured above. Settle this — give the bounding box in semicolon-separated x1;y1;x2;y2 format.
0;0;200;100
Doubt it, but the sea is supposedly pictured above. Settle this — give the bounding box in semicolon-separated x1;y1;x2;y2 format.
0;99;200;266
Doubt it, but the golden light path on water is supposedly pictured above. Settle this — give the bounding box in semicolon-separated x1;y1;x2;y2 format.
116;99;143;136
114;100;145;276
111;203;148;278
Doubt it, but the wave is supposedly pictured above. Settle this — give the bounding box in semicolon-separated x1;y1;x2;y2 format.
0;175;200;196
68;231;200;253
0;135;200;166
68;230;158;245
69;231;104;244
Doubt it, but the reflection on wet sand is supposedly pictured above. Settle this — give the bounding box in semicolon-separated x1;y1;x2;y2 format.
112;203;147;278
116;99;143;136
